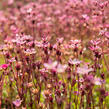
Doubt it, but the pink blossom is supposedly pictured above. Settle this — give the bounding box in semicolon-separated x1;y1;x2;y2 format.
93;77;102;85
44;60;67;73
77;66;93;75
0;64;9;70
8;0;14;5
44;61;58;70
105;32;109;38
56;64;68;73
13;99;22;107
68;58;82;65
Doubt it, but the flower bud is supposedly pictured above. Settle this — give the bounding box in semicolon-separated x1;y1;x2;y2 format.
56;50;61;56
49;96;53;103
16;64;21;71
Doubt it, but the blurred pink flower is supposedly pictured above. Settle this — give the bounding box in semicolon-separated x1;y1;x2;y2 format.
82;14;89;21
44;61;58;70
0;64;9;70
8;57;16;63
8;0;14;5
105;32;109;38
56;64;68;73
77;66;93;75
13;99;22;107
73;91;80;95
93;77;102;85
44;60;67;73
68;58;82;65
69;39;81;49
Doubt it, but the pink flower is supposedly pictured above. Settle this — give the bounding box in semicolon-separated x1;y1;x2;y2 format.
90;39;101;46
44;61;58;70
73;91;80;95
44;60;68;73
8;0;14;5
56;64;68;73
69;40;81;49
77;66;93;75
13;99;22;107
105;32;109;39
82;14;89;21
93;77;102;85
89;45;101;52
68;58;82;65
56;37;64;44
8;57;16;63
0;64;9;70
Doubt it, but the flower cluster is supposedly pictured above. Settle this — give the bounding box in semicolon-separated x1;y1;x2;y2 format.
0;0;108;109
0;33;108;108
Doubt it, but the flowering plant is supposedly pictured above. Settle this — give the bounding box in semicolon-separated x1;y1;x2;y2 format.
0;0;109;109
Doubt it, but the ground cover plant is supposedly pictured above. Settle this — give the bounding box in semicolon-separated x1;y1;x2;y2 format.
0;0;109;109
